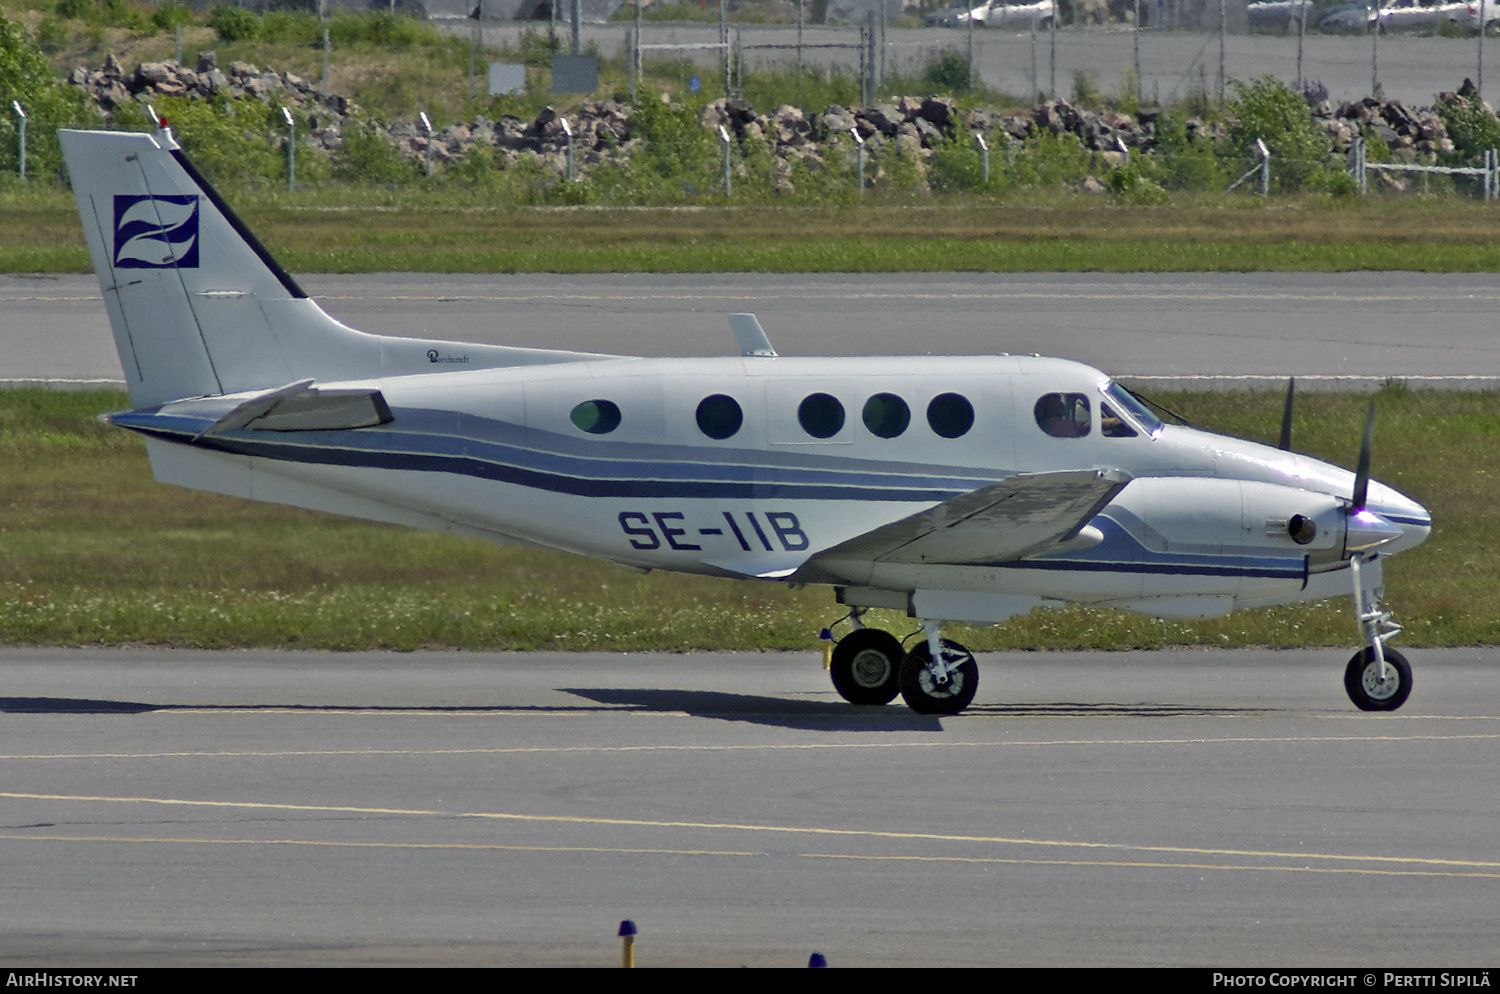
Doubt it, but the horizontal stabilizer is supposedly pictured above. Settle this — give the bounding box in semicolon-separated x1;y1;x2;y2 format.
809;469;1131;566
101;381;395;438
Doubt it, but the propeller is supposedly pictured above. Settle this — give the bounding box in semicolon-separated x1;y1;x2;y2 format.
1351;399;1375;512
1344;400;1403;554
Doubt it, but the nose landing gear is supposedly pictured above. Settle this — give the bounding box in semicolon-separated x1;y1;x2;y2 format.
1346;556;1412;712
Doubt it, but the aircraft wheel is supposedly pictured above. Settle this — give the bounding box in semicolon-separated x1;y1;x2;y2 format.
1344;646;1412;712
899;639;978;715
829;628;904;705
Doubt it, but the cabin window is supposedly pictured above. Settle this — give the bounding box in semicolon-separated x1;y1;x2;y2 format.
1034;393;1091;438
926;393;974;439
696;394;743;440
862;393;910;439
1100;402;1138;438
798;393;845;439
570;399;622;434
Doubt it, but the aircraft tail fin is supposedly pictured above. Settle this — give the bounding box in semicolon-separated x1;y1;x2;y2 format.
61;127;339;406
61;128;611;408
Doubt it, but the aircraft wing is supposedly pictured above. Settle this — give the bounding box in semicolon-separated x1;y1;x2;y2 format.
808;468;1131;566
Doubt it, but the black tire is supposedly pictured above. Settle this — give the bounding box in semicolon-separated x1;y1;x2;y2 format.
899;639;979;715
1344;646;1412;712
829;628;904;705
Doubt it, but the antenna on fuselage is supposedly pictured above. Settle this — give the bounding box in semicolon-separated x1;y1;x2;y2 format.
729;313;777;358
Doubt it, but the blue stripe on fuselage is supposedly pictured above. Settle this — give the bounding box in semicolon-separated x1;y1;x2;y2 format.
110;406;993;502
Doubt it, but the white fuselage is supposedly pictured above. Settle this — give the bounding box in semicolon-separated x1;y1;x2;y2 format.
131;353;1430;626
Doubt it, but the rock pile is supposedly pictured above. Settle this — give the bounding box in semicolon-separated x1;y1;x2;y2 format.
61;54;1498;193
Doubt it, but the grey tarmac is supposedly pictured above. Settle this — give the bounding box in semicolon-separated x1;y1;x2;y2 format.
1;647;1498;966
6;271;1500;388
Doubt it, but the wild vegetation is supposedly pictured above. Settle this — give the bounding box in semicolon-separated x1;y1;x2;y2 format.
4;2;1500;203
0;385;1486;651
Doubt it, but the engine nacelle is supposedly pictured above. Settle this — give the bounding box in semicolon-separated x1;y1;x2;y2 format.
1104;477;1346;558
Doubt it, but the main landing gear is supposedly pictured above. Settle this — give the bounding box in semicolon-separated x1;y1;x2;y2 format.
1345;556;1412;712
827;612;978;715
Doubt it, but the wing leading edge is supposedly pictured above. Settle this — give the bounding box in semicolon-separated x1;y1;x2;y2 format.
803;468;1131;571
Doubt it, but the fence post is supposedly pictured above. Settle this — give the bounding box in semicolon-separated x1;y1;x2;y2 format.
1218;0;1226;106
797;0;804;107
967;0;974;92
322;28;330;93
1030;16;1038;108
420;111;433;178
719;124;732;198
851;127;865;196
1133;0;1141;107
1049;0;1057;99
1258;138;1270;196
1296;2;1306;93
282;106;295;191
10;101;25;181
720;0;729;100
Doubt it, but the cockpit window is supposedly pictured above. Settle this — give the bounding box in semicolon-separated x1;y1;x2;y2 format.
1100;402;1137;438
1100;381;1163;438
1034;393;1091;438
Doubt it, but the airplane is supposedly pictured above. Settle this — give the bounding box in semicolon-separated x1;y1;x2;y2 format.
56;125;1432;716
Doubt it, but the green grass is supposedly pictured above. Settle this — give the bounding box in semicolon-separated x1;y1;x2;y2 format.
10;188;1500;273
0;385;1489;651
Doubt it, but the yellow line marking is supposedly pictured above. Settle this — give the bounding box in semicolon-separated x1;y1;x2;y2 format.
801;854;1500;879
3;791;1495;871
0;832;1493;879
3;732;1497;761
0;833;761;856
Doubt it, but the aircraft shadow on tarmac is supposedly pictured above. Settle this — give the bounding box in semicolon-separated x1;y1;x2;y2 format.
0;695;1280;721
563;687;946;731
0;697;163;715
558;689;1275;726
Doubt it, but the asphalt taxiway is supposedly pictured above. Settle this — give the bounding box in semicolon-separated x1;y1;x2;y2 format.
8;271;1500;388
3;647;1498;966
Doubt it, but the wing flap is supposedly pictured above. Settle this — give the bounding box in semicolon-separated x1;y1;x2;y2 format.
810;469;1131;566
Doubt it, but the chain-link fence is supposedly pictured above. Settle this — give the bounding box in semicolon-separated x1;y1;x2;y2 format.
6;0;1500;202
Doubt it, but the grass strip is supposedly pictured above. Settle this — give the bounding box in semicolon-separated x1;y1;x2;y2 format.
0;386;1487;651
10;197;1500;273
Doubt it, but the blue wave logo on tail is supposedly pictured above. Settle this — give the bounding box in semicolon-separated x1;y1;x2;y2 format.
113;195;200;269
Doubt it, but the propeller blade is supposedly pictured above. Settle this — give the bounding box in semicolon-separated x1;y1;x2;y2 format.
1351;400;1375;512
1278;376;1295;451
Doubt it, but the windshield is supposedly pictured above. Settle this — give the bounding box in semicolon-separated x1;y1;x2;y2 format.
1101;381;1163;438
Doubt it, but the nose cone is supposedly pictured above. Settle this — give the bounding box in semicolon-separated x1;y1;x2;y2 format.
1361;479;1431;557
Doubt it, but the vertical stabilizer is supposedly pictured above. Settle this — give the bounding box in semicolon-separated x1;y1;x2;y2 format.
60;128;383;406
61;128;620;408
